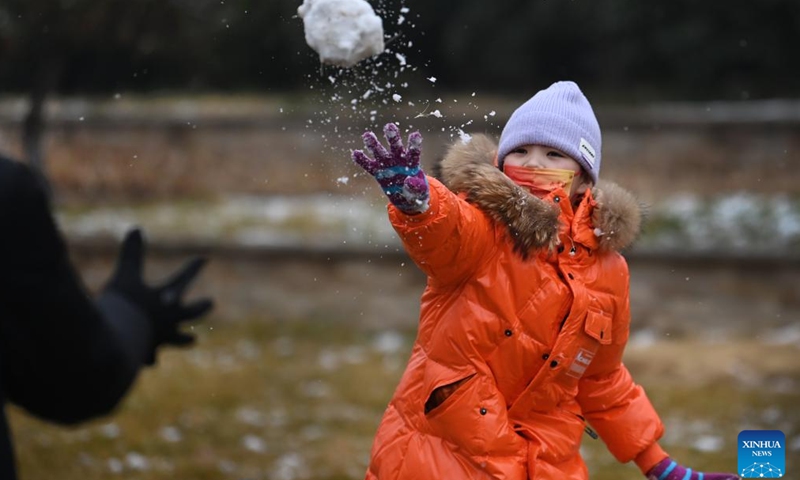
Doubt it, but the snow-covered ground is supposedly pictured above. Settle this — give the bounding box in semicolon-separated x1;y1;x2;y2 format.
56;192;800;255
57;194;398;248
639;192;800;254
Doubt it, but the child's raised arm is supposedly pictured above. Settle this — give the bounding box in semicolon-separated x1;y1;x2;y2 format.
351;123;494;286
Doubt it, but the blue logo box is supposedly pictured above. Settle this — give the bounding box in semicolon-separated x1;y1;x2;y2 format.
738;430;785;478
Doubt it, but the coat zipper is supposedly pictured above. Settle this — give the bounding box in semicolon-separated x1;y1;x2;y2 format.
575;414;599;440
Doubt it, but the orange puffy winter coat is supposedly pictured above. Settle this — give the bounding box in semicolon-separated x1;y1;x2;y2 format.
365;136;664;480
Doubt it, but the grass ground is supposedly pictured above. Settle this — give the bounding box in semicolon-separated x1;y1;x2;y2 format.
9;318;800;480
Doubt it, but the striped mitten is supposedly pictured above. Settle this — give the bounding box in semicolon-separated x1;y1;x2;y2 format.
352;123;430;214
646;457;740;480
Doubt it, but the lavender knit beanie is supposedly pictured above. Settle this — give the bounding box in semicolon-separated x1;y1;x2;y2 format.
497;81;602;184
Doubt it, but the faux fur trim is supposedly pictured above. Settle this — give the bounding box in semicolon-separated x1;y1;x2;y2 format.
591;181;643;252
436;134;641;256
438;135;560;258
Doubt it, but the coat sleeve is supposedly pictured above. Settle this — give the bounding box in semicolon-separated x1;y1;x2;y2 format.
388;177;494;289
575;255;664;463
0;157;148;425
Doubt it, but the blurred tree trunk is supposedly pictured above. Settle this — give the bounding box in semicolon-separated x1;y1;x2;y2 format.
23;55;64;197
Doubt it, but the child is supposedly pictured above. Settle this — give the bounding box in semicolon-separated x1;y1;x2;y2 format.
351;82;739;480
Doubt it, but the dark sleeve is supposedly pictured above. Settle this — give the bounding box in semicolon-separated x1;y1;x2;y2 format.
0;156;150;424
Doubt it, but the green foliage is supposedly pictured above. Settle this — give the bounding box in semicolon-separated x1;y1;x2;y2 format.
1;0;799;100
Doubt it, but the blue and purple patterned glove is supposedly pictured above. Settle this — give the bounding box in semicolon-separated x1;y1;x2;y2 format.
352;123;430;215
646;457;739;480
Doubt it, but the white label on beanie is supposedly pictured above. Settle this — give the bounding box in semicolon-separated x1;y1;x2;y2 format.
579;138;596;167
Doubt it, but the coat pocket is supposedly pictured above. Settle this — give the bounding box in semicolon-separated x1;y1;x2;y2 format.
423;362;526;459
425;374;476;414
584;309;612;345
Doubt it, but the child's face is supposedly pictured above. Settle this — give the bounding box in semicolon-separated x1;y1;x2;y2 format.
503;144;588;196
503;144;581;172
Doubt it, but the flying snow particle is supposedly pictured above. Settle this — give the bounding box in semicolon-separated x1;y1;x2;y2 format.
298;0;385;67
427;77;437;83
415;109;442;119
392;94;402;102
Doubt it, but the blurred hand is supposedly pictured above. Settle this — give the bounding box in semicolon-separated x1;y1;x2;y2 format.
352;122;430;214
646;458;739;480
104;229;214;364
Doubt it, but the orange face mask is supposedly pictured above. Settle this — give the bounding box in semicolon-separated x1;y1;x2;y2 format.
503;165;577;197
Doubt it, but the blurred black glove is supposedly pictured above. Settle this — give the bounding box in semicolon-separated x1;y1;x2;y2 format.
101;228;214;364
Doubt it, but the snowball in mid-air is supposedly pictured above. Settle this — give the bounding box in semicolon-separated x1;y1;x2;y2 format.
298;0;385;68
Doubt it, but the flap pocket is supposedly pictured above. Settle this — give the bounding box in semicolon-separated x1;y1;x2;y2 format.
425;375;475;414
584;309;612;345
423;367;527;458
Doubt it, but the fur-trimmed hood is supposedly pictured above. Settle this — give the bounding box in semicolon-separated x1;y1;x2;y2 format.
436;134;642;256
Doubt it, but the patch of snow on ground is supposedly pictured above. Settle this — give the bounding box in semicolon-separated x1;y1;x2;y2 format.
270;452;310;480
125;452;150;471
692;435;724;452
58;192;799;255
236;406;268;427
159;426;183;443
642;192;800;253
108;458;123;474
58;195;399;248
242;434;267;453
764;323;800;347
371;330;406;355
628;328;659;348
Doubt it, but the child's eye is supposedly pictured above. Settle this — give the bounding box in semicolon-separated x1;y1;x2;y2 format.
547;150;565;158
511;147;528;155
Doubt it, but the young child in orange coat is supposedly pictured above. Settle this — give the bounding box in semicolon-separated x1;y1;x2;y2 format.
352;81;739;480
